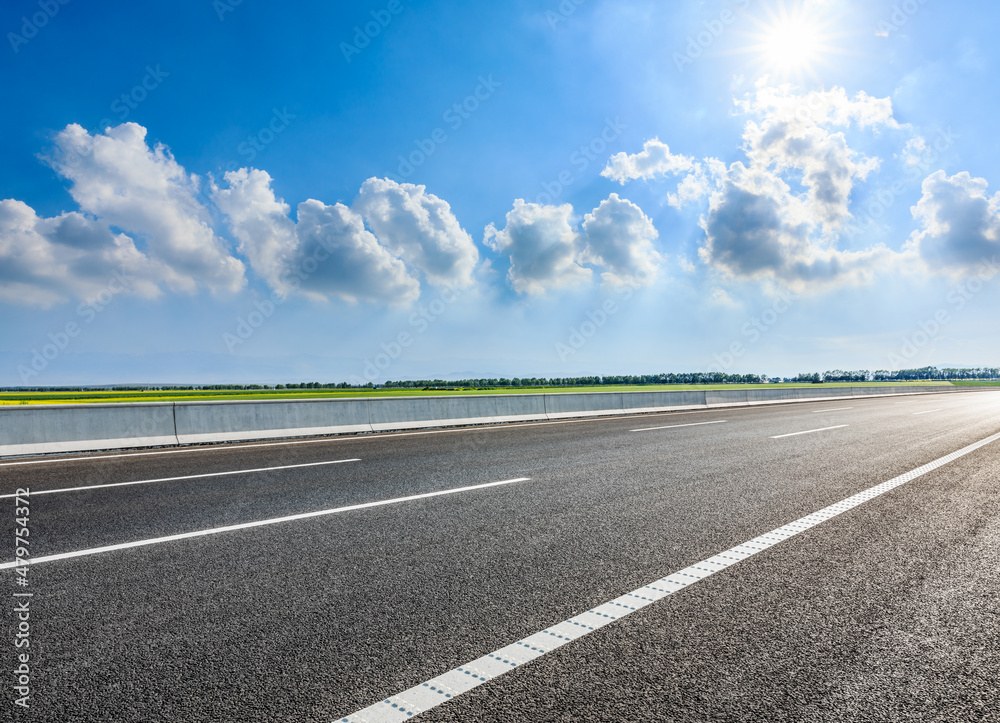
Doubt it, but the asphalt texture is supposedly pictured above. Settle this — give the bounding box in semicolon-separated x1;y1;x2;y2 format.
2;391;999;722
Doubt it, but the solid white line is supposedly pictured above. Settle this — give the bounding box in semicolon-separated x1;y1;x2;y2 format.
913;409;943;415
630;420;727;433
0;478;530;570
771;425;848;439
0;459;361;499
813;407;853;413
337;430;1000;723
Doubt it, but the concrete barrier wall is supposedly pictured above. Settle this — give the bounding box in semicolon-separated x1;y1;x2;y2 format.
0;403;177;456
544;392;626;419
174;399;373;444
0;385;965;457
621;391;707;414
369;394;547;432
706;389;750;407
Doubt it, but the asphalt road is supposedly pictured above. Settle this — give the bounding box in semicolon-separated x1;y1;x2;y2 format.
3;390;1000;722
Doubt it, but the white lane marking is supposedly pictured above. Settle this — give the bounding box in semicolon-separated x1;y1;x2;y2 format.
0;478;530;570
0;459;361;499
770;425;848;439
338;429;1000;723
913;409;943;415
813;407;853;413
630;420;727;433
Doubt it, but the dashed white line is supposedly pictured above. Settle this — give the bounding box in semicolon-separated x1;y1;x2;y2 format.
0;458;361;499
337;429;1000;723
630;420;727;433
0;477;530;570
770;425;848;439
812;407;852;413
913;409;943;415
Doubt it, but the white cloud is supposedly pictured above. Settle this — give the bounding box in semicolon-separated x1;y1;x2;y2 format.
354;178;478;288
700;162;896;290
602;138;696;184
293;200;421;305
0;199;161;308
212;168;298;295
736;83;899;131
45;123;246;294
901;136;929;169
739;85;888;228
709;288;739;308
484;200;591;295
485;195;665;293
907;171;1000;272
212;170;420;305
611;84;917;290
5;124;463;309
580;193;661;286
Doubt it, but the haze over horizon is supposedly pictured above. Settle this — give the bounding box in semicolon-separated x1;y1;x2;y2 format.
2;0;999;386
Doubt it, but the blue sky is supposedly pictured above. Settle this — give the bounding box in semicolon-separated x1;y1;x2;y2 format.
1;0;998;385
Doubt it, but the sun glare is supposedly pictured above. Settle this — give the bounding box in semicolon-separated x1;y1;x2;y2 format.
763;18;821;73
739;4;843;83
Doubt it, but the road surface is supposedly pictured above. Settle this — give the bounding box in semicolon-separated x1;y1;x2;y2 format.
3;391;999;721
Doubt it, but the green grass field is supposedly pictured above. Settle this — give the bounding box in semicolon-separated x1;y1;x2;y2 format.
0;381;955;405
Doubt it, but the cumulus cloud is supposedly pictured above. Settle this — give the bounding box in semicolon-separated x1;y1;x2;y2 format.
45;123;246;294
907;171;1000;272
484;195;665;294
293;200;421;304
354;178;478;288
736;84;899;132
602;138;696;184
609;83;916;290
1;122;483;308
580;194;661;286
212;170;421;305
0;200;161;308
212;168;298;295
739;86;886;228
700;163;893;289
484;200;591;295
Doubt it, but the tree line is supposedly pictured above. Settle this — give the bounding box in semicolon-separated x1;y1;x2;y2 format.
3;366;998;393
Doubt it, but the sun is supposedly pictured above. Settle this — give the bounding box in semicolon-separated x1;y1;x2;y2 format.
762;17;822;75
738;3;844;83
